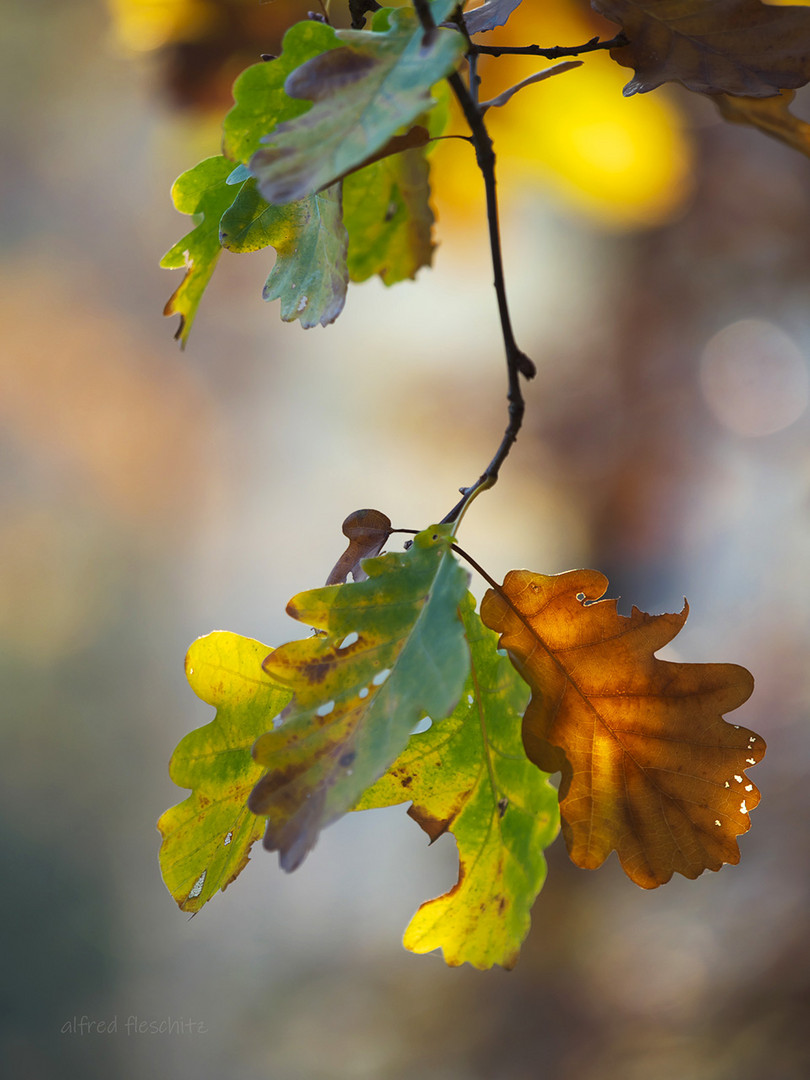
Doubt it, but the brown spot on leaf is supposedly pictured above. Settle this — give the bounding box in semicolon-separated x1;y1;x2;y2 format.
408;788;472;842
285;47;378;102
302;659;336;684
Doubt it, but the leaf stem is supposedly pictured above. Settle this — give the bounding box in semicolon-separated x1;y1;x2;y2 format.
449;541;501;592
471;33;628;60
412;0;535;526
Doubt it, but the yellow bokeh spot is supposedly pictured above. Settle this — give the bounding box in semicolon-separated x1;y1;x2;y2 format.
434;0;693;230
106;0;222;52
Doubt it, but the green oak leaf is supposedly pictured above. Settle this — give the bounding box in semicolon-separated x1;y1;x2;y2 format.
344;147;434;284
356;594;560;970
249;0;466;205
220;178;349;327
223;22;341;165
158;632;291;912
248;525;470;871
160;156;240;346
344;83;449;285
218;24;352;328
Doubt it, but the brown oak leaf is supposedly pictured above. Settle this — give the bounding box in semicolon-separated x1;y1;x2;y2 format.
325;508;392;586
592;0;810;97
480;569;764;889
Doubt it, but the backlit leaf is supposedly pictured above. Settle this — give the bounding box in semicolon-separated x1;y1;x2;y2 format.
714;89;810;158
218;179;349;328
248;525;470;871
160;155;239;345
344;143;435;285
356;594;559;970
218;23;352;326
158;632;291;912
222;21;341;165
249;0;466;205
259;182;348;327
592;0;810;97
481;569;763;889
344;81;450;285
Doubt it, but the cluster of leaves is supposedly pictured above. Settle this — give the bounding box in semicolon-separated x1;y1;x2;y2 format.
159;518;763;969
161;0;465;342
162;0;810;344
155;0;810;967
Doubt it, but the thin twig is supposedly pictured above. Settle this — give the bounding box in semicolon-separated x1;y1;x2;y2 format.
412;0;535;526
479;60;582;114
472;32;628;59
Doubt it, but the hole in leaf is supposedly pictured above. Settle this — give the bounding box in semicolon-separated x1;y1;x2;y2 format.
338;631;359;650
411;716;432;735
317;700;335;717
188;871;206;900
372;668;391;686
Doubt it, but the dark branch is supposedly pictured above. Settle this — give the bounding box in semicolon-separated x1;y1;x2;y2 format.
412;0;535;526
472;32;628;60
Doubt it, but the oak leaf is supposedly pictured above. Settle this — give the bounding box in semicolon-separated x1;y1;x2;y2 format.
592;0;810;97
714;89;810;159
480;569;764;889
344;82;450;285
249;1;466;205
248;525;470;870
222;21;341;165
220;178;349;328
158;632;291;911
344;138;436;285
160;156;239;346
356;594;559;970
325;508;392;585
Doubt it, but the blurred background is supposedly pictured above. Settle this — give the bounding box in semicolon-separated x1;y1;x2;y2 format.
2;0;809;1076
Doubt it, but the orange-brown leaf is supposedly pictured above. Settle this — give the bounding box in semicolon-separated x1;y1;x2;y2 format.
480;569;763;889
592;0;810;97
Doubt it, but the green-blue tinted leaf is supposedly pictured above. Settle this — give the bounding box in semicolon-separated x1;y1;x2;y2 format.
223;22;341;165
220;178;348;328
250;1;465;205
249;525;470;871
